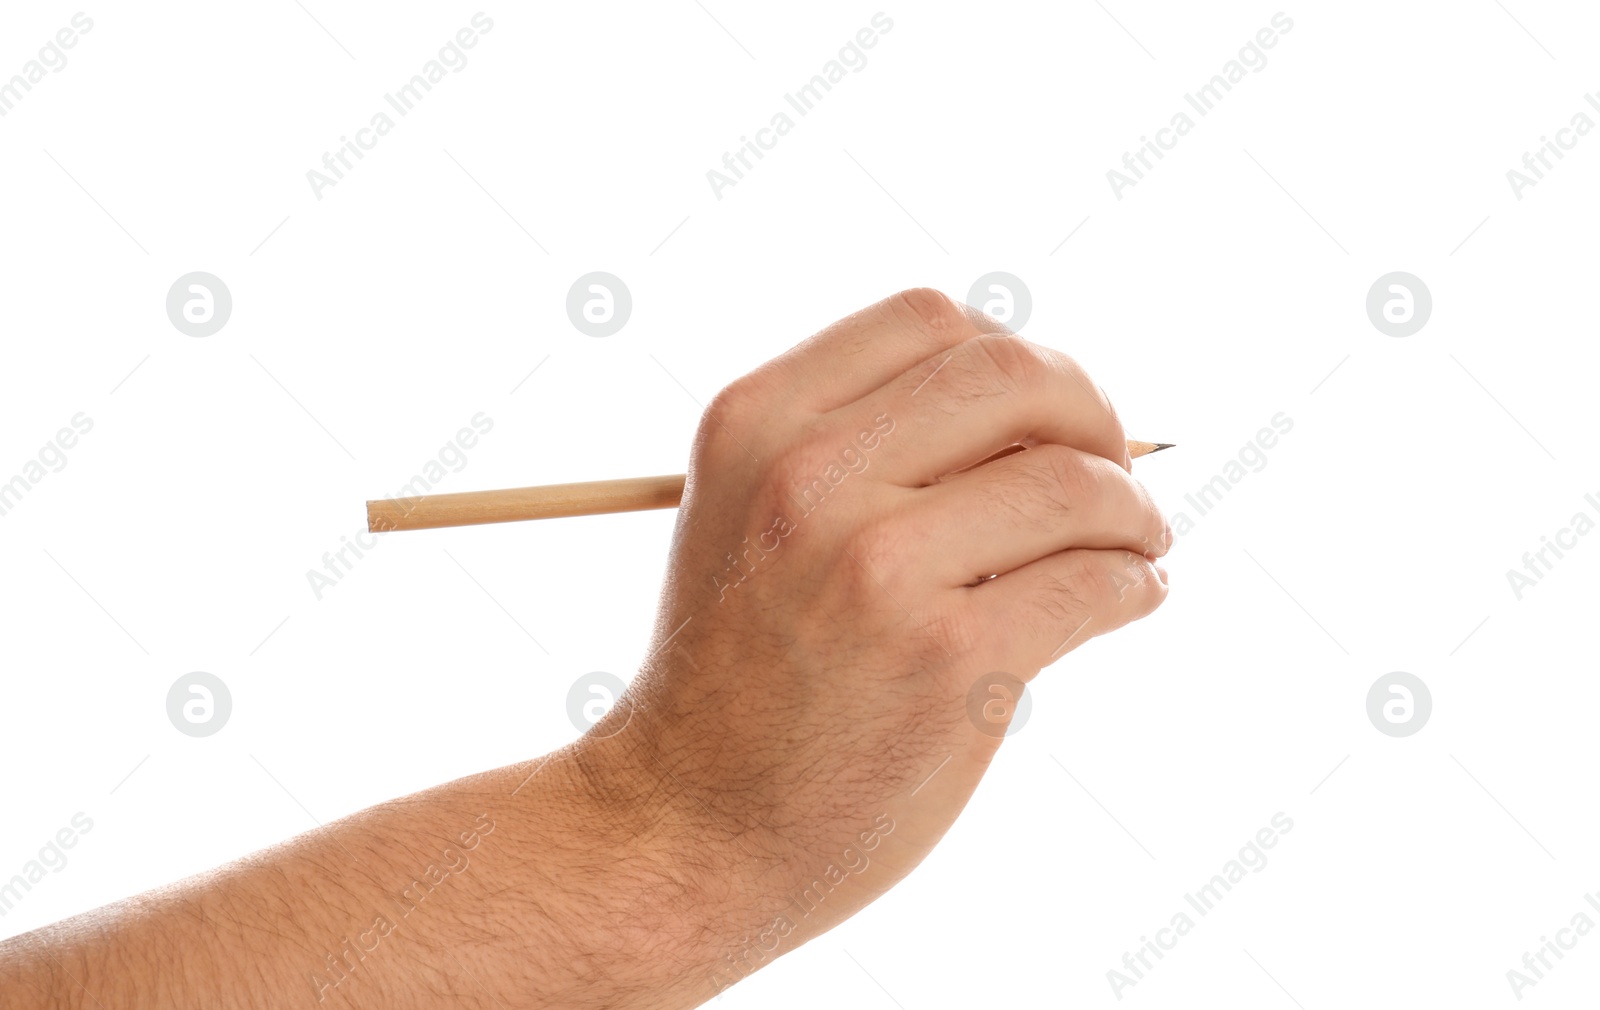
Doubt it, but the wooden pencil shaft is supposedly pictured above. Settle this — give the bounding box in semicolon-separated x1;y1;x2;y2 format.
366;440;1172;533
367;475;686;533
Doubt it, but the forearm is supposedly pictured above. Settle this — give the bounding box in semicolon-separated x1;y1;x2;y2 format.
1;288;1169;1008
0;735;732;1010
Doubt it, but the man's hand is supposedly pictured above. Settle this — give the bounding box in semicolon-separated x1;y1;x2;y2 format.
601;288;1170;991
0;289;1168;1010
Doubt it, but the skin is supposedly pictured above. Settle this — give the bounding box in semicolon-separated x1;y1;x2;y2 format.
0;289;1169;1009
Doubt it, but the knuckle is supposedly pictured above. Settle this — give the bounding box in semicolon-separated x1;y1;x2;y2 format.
759;425;849;504
968;333;1045;396
1037;445;1100;509
1015;569;1098;653
1033;570;1093;628
984;446;1087;530
760;447;822;507
1098;380;1125;435
1055;354;1126;443
839;515;901;576
836;512;935;612
917;608;985;663
1133;485;1169;556
701;381;756;435
1027;346;1124;432
1106;550;1164;607
753;422;890;539
889;288;970;335
1064;556;1115;606
1022;551;1166;653
1044;553;1123;613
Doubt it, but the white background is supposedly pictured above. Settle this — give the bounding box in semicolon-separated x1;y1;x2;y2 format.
1;1;1597;1007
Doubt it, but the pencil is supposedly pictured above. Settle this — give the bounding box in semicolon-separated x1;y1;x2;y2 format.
366;441;1175;533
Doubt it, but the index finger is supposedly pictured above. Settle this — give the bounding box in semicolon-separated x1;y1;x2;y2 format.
749;289;1007;413
830;332;1131;485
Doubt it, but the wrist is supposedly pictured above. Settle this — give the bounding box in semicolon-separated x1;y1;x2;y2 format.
514;726;761;1006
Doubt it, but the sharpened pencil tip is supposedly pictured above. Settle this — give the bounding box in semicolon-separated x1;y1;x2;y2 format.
1152;443;1176;452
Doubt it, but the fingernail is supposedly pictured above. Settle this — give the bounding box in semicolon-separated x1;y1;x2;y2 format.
1163;522;1173;549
